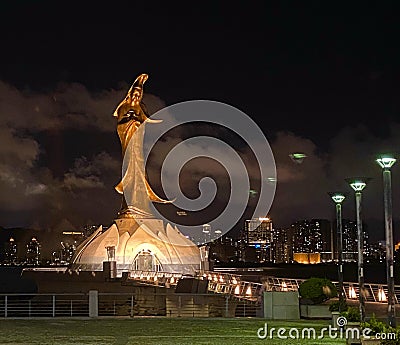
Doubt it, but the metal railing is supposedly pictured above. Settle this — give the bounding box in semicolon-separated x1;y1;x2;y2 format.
0;292;261;318
4;276;397;319
98;292;261;317
264;276;398;303
0;293;88;318
127;270;263;302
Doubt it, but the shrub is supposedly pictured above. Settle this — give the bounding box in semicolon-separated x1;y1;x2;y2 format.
298;277;338;304
340;306;360;322
328;299;348;312
362;314;400;345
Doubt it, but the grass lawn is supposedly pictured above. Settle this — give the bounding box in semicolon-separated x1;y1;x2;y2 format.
0;317;347;345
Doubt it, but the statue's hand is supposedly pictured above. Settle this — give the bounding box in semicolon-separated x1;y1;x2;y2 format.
127;110;141;122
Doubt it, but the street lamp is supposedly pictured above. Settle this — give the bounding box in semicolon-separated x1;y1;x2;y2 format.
329;192;346;312
376;155;397;327
346;177;371;322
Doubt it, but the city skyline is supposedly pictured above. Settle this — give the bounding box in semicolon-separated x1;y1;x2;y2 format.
0;2;400;242
0;215;391;265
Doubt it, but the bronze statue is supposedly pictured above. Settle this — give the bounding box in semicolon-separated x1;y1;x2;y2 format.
113;73;169;218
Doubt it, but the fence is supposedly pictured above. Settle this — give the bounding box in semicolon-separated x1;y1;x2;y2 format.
0;293;88;317
0;292;261;318
264;276;399;303
126;270;264;302
3;276;396;318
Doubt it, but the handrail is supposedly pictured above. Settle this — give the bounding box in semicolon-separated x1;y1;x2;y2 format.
127;269;263;302
263;276;399;303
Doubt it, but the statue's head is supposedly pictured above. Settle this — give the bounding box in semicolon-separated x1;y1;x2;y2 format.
129;74;148;103
113;73;149;119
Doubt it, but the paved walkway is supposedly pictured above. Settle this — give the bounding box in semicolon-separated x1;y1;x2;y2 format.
346;299;394;320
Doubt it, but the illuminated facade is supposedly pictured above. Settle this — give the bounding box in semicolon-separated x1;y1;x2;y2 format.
291;219;331;263
293;252;321;264
26;237;41;265
341;219;369;262
272;227;292;263
72;218;201;275
4;237;18;264
292;219;331;253
242;217;274;262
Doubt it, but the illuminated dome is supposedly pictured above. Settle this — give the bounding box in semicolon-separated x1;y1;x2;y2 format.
71;218;201;275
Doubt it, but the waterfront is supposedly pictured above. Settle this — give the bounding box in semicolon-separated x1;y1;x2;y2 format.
216;262;393;284
0;262;395;293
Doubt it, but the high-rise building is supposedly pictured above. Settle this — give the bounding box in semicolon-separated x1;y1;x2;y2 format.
208;234;240;264
26;237;41;265
83;225;99;238
202;224;211;243
369;240;386;262
292;219;331;252
341;219;369;262
272;228;292;263
242;217;273;262
4;237;18;265
291;219;331;263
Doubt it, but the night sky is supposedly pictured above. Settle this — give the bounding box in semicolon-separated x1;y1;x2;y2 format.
0;1;400;242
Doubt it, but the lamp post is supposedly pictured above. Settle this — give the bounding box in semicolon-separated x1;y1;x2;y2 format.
329;192;346;312
376;155;397;327
346;177;370;322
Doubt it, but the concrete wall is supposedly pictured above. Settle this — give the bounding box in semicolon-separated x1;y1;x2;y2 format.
300;304;331;319
166;295;209;317
263;291;300;320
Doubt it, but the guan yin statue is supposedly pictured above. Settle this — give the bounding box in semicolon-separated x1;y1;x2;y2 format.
71;74;201;275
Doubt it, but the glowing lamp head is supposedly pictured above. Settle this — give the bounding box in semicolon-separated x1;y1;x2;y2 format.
376;155;396;169
346;177;370;192
289;152;307;164
245;286;252;296
329;192;345;204
349;181;366;192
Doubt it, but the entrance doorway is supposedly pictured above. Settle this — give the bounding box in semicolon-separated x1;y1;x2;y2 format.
132;249;163;271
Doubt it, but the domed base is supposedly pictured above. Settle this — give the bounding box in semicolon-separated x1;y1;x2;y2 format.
71;217;202;276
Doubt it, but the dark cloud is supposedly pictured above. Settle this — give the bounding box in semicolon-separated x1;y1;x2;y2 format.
269;125;400;242
0;80;166;132
0;80;165;229
1;79;400;244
